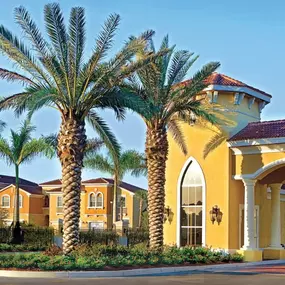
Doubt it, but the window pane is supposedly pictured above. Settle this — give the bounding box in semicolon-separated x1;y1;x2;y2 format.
181;207;196;227
89;194;95;207
196;186;202;205
196;228;202;245
195;207;202;227
2;196;9;207
181;228;195;246
182;161;203;186
182;187;195;206
57;196;63;207
120;197;126;208
96;194;103;207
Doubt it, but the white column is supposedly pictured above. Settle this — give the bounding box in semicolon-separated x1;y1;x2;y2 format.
242;179;256;250
269;183;282;249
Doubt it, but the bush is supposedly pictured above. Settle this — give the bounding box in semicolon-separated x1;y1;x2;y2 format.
126;229;149;246
0;226;54;250
79;230;118;246
0;246;243;271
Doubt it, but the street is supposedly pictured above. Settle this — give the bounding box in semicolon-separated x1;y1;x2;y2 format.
0;273;284;285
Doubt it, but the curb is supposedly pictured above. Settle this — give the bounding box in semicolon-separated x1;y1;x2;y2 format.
0;260;284;279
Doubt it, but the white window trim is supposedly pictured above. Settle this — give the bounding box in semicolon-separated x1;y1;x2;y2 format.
88;192;96;208
176;157;206;247
95;192;104;209
56;196;63;207
88;192;104;209
1;194;10;208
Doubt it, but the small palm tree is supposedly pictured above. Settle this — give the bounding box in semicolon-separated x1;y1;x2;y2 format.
84;149;147;223
124;35;222;250
0;119;53;243
0;4;165;254
135;189;148;229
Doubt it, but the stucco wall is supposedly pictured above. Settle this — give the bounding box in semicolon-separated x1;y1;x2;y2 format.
164;122;231;249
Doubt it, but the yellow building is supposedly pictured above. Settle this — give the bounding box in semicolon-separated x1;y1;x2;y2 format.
164;73;285;261
40;178;144;231
0;175;46;226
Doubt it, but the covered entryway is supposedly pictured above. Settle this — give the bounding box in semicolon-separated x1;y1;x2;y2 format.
229;119;285;261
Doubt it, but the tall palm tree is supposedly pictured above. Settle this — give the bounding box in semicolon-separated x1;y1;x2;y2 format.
84;149;146;223
135;189;148;229
124;35;222;250
0;4;164;254
0;119;53;243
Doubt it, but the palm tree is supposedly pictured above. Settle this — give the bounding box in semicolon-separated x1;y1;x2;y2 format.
0;119;53;243
0;4;165;254
84;149;146;224
124;35;222;250
135;189;148;229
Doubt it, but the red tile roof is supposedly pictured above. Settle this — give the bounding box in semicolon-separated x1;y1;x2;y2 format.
229;119;285;141
20;185;43;195
181;73;272;98
40;179;62;186
0;175;38;189
82;178;146;193
45;187;62;193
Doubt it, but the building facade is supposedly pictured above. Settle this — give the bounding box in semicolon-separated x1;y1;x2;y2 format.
164;73;285;261
0;176;145;231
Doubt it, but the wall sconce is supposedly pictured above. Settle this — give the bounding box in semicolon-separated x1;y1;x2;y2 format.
164;206;174;224
210;205;223;225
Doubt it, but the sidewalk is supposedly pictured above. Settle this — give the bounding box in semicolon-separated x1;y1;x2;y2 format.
0;260;284;278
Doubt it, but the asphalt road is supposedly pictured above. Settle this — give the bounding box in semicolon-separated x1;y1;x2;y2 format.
0;274;284;285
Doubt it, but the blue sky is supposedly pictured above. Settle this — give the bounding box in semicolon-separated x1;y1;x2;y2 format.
0;0;284;189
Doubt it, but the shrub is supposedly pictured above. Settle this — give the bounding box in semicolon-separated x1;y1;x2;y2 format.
79;230;118;246
0;246;243;271
126;229;149;246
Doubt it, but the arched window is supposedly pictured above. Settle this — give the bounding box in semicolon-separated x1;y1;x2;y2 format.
1;195;10;208
89;193;96;208
180;158;205;246
96;193;103;208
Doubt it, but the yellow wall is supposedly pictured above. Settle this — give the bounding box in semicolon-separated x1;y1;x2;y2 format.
0;186;44;225
164;122;231;249
164;89;285;252
234;151;285;176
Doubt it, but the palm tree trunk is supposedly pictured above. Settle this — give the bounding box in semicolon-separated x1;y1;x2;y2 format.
13;165;20;224
145;125;168;250
138;198;143;229
113;174;117;224
58;117;86;255
12;164;21;244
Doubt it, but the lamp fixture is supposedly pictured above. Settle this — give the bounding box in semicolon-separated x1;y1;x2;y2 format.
210;205;223;225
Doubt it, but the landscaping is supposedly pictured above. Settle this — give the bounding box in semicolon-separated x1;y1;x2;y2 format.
0;245;243;271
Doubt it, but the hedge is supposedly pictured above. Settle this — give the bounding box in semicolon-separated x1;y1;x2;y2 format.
0;226;54;247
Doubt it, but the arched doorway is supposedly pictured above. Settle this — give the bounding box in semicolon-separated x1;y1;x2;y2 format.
177;157;206;247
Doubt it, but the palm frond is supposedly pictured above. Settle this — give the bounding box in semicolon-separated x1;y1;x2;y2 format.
0;137;13;165
0;25;49;85
14;6;50;57
44;3;68;67
86;111;121;159
69;6;86;95
167;50;193;86
120;149;147;177
203;131;227;159
84;153;114;174
0;120;5;132
84;138;104;157
167;119;187;155
19;137;55;164
0;67;34;85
